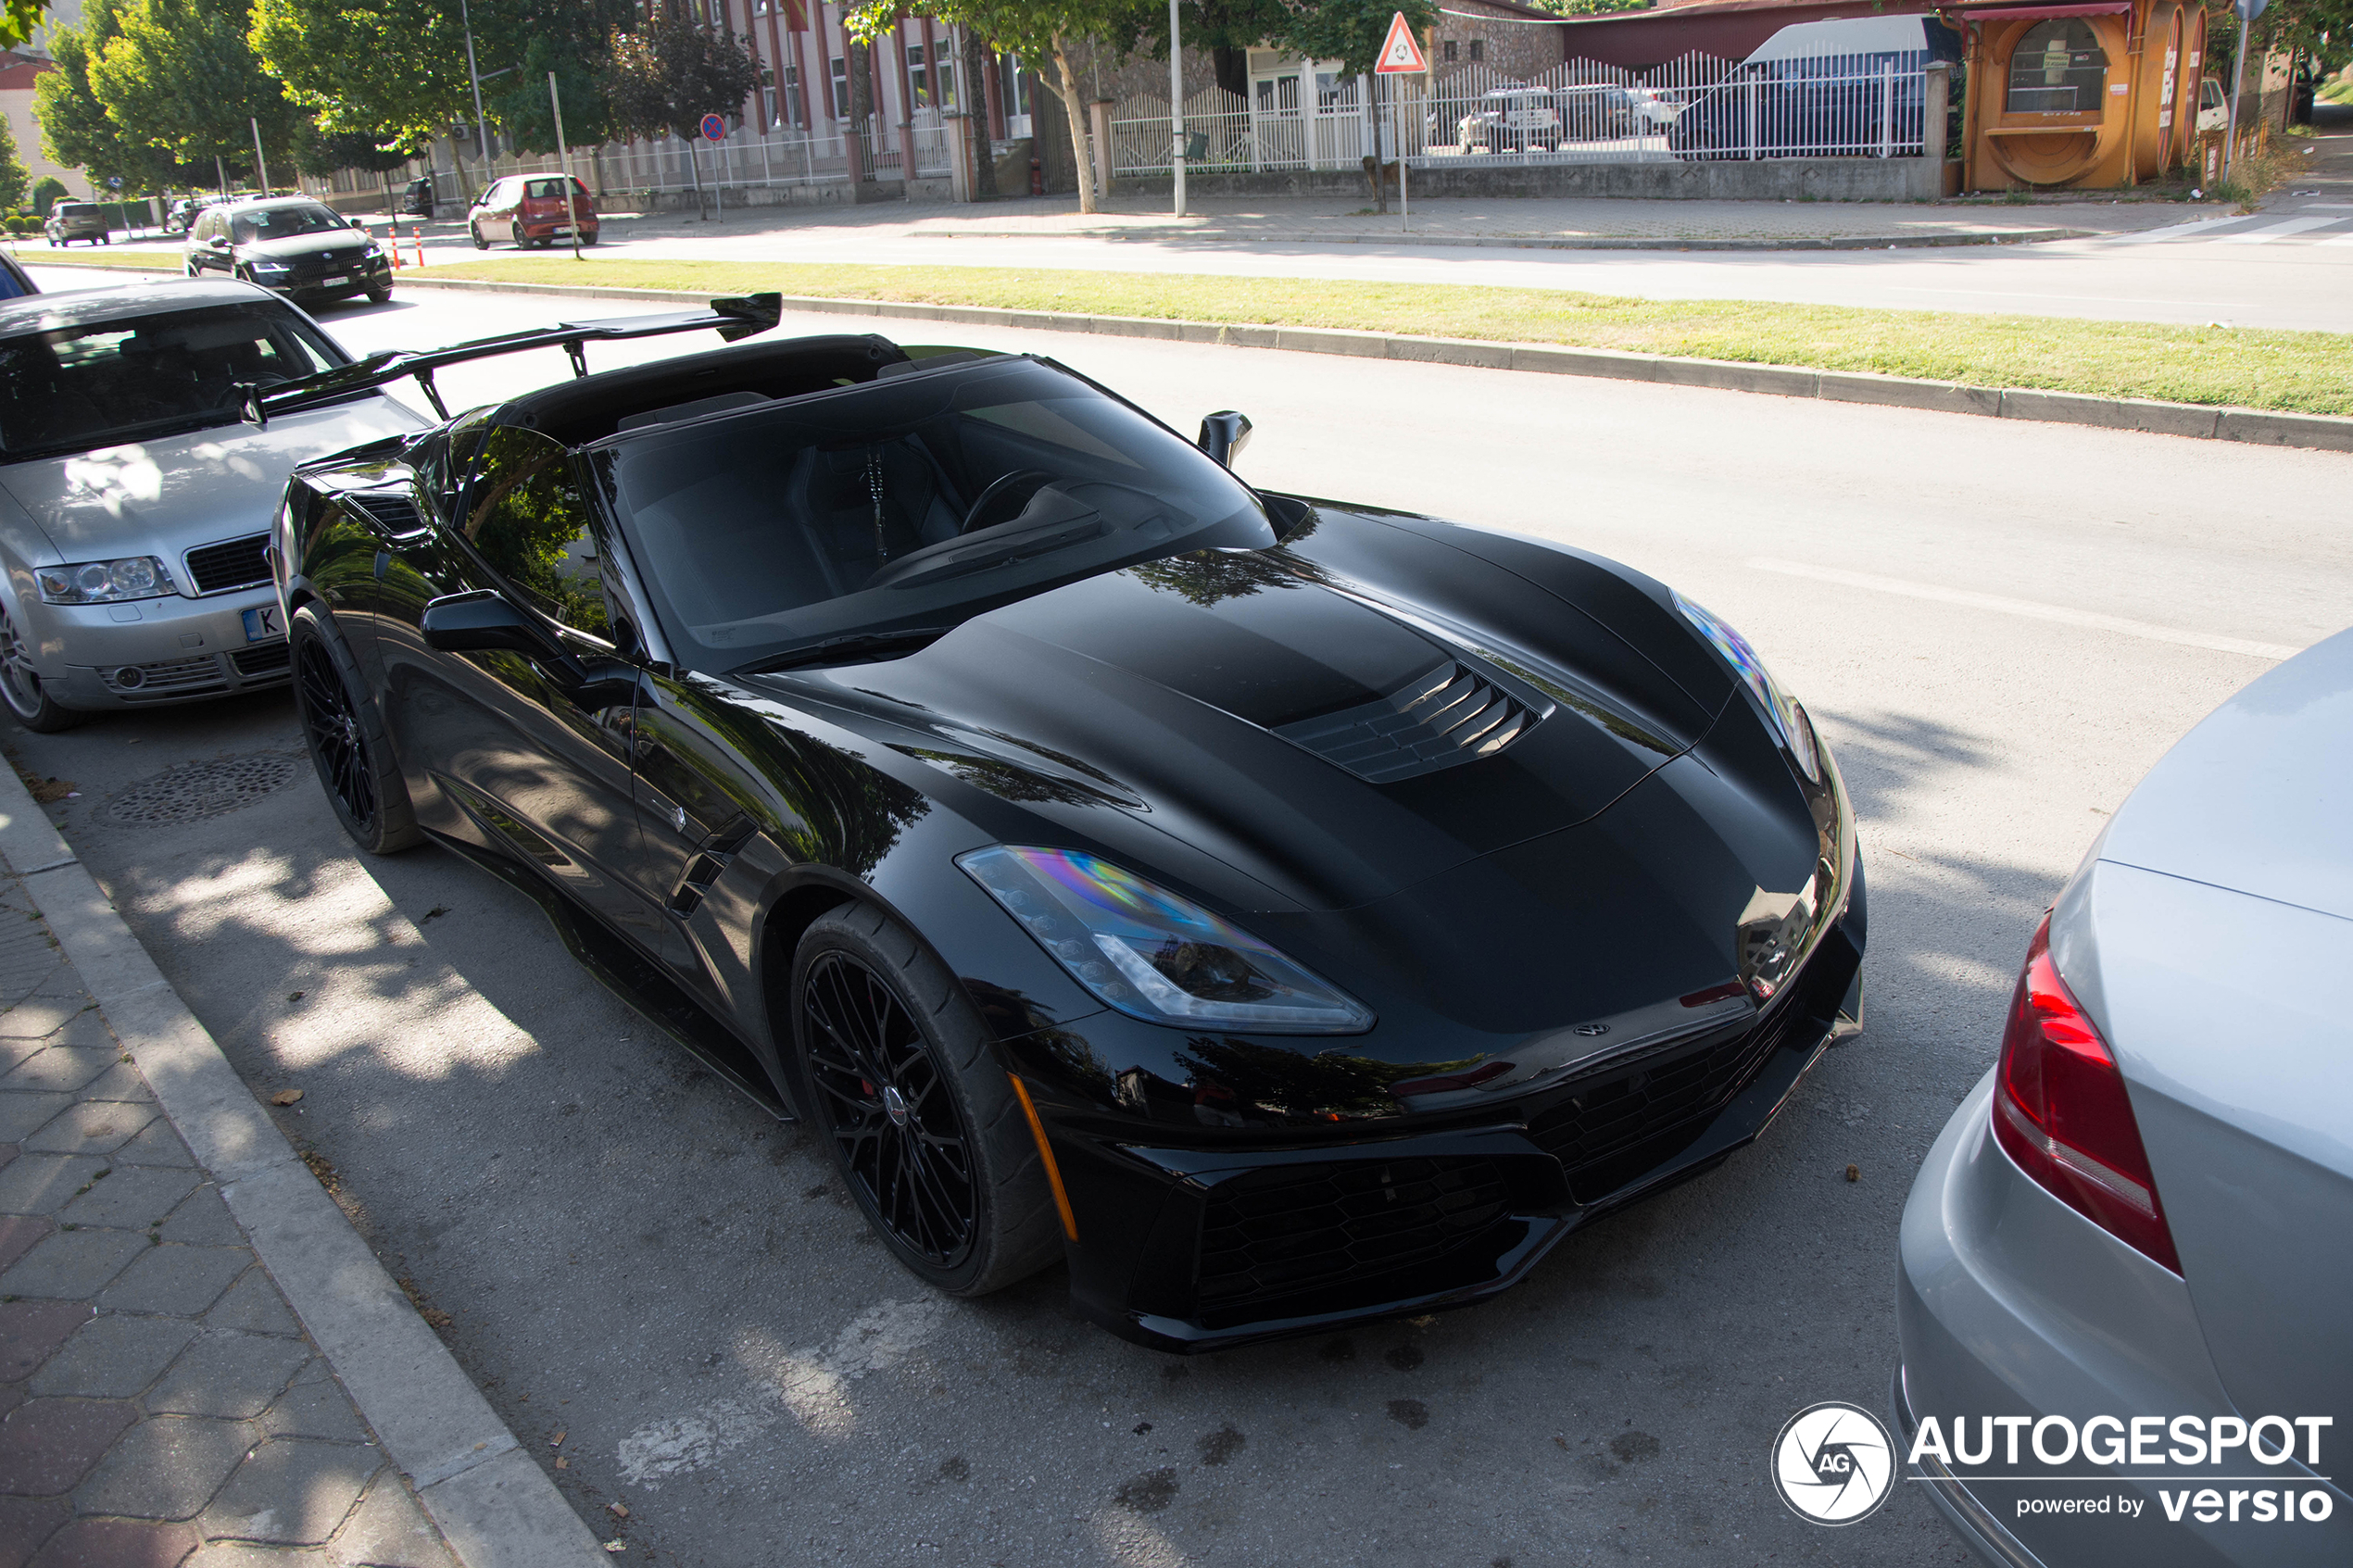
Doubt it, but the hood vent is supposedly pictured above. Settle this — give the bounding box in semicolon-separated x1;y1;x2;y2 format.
346;492;428;541
1274;661;1537;784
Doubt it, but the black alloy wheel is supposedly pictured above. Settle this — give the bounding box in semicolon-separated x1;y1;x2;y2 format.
289;605;422;855
789;905;1062;1296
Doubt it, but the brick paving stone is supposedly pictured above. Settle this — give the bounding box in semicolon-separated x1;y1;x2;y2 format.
0;1213;51;1273
25;1517;199;1568
95;1247;249;1317
0;1050;114;1096
0;1493;69;1568
26;1314;195;1399
0;1397;137;1493
184;1547;330;1568
21;1101;157;1158
59;1168;195;1232
35;1017;116;1055
113;1122;195;1171
201;1270;300;1336
0;1094;68;1145
73;1414;254;1521
200;1442;375;1547
0;1039;44;1072
0;1227;147;1300
324;1478;456;1568
72;1064;151;1105
147;1332;312;1420
255;1369;366;1445
0;1153;107;1216
0;1299;91;1381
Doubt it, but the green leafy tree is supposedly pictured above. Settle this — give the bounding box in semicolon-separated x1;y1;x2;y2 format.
490;36;616;156
606;4;765;207
1280;0;1438;77
248;0;479;144
0;110;26;211
848;0;1130;213
295;124;419;207
31;175;68;215
32;0;182;194
0;0;56;51
90;0;303;187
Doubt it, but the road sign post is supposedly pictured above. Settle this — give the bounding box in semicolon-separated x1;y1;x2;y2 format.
701;114;728;220
1374;11;1428;229
2223;0;2268;183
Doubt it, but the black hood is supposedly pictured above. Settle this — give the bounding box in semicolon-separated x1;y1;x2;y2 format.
761;558;1716;914
238;231;371;264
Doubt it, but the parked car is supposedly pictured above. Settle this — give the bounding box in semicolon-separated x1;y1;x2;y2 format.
1458;85;1641;153
271;301;1866;1352
2196;76;2230;133
1896;630;2353;1565
0;252;36;302
398;177;436;220
1668;14;1962;160
467;174;599;249
0;280;426;731
44;202;109;246
183;196;394;306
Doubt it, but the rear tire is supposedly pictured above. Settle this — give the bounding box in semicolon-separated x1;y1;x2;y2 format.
290;604;422;856
0;603;86;733
510;220;527;249
787;904;1063;1297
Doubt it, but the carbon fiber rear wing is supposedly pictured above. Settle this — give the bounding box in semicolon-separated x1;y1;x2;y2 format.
241;292;784;427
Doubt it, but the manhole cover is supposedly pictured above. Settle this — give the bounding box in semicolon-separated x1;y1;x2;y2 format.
100;754;305;828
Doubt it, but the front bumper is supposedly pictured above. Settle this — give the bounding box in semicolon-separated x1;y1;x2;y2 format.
31;584;291;710
1894;1073;2351;1567
1014;899;1865;1353
250;254;394;299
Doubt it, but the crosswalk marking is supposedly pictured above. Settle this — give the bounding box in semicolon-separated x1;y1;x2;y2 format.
2218;216;2344;244
2106;216;2246;245
2322;230;2353;246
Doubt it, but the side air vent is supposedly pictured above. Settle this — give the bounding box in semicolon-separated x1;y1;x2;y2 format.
182;533;272;595
346;492;429;540
1274;661;1536;784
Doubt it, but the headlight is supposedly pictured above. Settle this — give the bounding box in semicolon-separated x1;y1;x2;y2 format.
959;846;1374;1035
1671;589;1820;782
37;557;178;605
247;258;289;274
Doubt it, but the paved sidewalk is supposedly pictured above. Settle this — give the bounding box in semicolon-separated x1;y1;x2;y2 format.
0;872;457;1565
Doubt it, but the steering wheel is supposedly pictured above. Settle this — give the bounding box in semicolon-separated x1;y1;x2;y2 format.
960;470;1053;535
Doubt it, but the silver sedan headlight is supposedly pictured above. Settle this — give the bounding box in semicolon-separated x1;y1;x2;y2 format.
37;557;179;605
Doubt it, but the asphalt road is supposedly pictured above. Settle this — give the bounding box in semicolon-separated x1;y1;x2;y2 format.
6;284;2347;1568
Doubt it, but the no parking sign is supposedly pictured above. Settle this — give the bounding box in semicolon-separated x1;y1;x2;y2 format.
700;113;727;142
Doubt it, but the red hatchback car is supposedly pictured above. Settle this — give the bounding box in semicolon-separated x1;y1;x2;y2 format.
468;175;599;249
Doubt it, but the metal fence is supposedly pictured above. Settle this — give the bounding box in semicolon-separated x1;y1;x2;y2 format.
1109;50;1933;175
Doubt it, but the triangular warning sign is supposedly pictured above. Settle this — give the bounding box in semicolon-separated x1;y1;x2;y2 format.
1375;11;1428;73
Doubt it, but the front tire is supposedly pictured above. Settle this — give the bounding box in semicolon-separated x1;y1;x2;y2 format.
290;604;422;855
471;222;489;251
0;603;85;733
788;905;1062;1297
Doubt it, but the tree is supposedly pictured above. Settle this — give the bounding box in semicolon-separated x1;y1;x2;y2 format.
606;4;765;210
295;124;419;208
849;0;1129;213
90;0;303;186
249;0;480;146
490;37;615;157
31;175;68;215
0;1;57;52
0;109;26;211
32;0;184;194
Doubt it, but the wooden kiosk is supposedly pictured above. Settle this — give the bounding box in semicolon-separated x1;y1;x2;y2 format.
1958;0;2207;189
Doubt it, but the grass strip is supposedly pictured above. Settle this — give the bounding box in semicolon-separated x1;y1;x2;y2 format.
8;247;179;270
421;256;2353;417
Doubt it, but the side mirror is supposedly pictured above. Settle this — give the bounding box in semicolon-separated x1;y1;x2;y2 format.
207;234;229;250
1198;410;1252;469
350;217;367;230
422;590;562;659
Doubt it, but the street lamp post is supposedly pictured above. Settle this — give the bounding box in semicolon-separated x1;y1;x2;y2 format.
1168;0;1185;218
459;0;494;185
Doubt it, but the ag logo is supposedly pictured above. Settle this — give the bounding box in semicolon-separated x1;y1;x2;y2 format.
1769;1401;1895;1524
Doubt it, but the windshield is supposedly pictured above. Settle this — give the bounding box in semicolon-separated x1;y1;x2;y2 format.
0;303;344;460
230;203;350;244
593;356;1277;672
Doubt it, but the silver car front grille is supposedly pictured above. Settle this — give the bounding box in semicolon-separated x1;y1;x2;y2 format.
183;533;273;596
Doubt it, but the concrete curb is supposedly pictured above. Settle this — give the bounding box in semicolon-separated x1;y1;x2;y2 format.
0;764;607;1568
904;224;2095;252
381;273;2353;455
26;260;2353;454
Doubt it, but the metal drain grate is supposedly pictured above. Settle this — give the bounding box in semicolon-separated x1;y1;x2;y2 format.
99;754;304;827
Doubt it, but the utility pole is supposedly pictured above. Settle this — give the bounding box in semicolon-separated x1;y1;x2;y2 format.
550;72;582;259
2224;0;2270;182
249;119;271;194
460;0;493;185
1167;0;1185;217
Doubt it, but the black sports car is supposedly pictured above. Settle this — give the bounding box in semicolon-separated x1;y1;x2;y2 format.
266;298;1866;1352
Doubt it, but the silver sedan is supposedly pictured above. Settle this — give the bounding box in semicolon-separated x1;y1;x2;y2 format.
1896;628;2352;1565
0;278;425;729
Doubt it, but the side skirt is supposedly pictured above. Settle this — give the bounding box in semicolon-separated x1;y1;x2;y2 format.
426;828;794;1121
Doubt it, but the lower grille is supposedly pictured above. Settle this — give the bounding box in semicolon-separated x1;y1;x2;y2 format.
107;654;227;699
230;642;292;679
1197;1156;1513;1311
1528;935;1858;1179
184;533;271;595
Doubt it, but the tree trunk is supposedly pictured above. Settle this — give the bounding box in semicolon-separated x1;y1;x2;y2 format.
848;39;874;181
1051;38;1096;214
964;29;998;196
